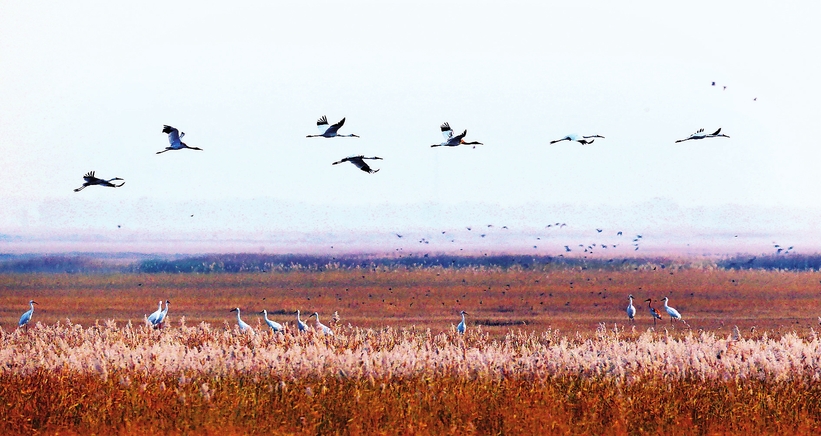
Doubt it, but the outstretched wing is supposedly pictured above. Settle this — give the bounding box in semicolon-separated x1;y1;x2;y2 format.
349;158;374;173
453;129;468;142
325;117;346;136
83;171;98;182
316;116;329;134
711;128;721;136
440;122;453;140
163;125;181;145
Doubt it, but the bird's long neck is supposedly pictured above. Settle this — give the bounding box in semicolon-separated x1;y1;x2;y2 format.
30;302;35;312
461;313;466;322
236;309;242;321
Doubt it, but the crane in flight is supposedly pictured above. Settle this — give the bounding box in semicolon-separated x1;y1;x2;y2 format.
306;116;359;138
675;128;729;143
18;300;38;330
332;155;382;174
259;310;284;333
74;171;125;192
230;307;254;334
431;123;483;148
157;125;203;154
550;134;604;145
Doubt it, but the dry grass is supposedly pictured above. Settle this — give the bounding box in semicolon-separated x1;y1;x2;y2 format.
2;267;821;433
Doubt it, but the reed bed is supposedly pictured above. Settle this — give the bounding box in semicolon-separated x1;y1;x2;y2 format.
2;321;821;434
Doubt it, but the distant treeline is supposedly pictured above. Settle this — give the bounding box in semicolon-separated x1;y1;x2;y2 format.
717;254;821;271
1;253;820;274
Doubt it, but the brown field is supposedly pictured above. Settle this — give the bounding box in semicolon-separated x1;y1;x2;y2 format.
2;266;821;434
1;266;820;336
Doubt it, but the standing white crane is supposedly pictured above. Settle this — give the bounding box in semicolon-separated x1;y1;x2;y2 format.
550;134;604;145
156;300;170;328
157;125;203;154
332;155;383;174
259;310;284;333
18;300;38;330
74;171;125;192
230;307;254;334
147;300;163;326
675;128;729;143
457;310;468;334
431;123;483;148
310;312;334;335
626;295;636;323
645;298;663;326
306;116;359;138
296;310;309;332
661;297;688;326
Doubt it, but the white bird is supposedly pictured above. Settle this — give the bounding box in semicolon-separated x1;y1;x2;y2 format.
332;155;383;174
147;300;163;325
661;297;683;324
18;300;38;329
157;125;203;154
74;171;125;192
310;312;334;335
306;116;359;138
259;310;283;333
230;307;254;334
550;134;604;145
156;300;170;327
626;295;636;323
431;122;483;148
457;310;468;334
296;310;309;332
675;128;729;143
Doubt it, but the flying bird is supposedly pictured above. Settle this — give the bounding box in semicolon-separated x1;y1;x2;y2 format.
431;123;483;148
157;125;202;154
306;116;359;138
18;300;38;330
332;155;382;174
675;128;730;143
550;134;604;145
74;171;125;192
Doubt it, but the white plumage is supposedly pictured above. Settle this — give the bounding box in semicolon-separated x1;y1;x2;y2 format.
260;309;284;333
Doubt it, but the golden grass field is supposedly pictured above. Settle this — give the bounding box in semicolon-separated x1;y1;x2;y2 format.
2;265;821;434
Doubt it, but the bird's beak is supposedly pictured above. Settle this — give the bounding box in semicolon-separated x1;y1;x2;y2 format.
33;301;39;305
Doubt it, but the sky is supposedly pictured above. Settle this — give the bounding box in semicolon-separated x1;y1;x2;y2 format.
2;1;820;253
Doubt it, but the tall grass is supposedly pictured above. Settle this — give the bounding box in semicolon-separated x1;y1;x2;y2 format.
2;322;821;434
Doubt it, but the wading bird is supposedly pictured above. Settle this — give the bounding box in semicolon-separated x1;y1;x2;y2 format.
306;116;359;138
230;307;254;334
457;310;468;334
550;134;604;145
430;123;483;148
645;298;663;326
157;125;202;154
147;300;164;326
627;295;636;323
661;297;687;326
18;300;37;330
74;171;125;192
259;310;283;333
332;155;382;173
155;300;170;328
296;310;309;332
310;312;333;335
675;128;729;143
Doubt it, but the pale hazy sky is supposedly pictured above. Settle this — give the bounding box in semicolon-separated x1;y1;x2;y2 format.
2;1;820;245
